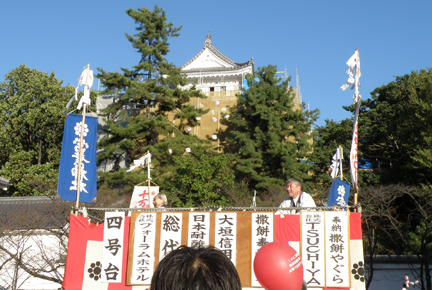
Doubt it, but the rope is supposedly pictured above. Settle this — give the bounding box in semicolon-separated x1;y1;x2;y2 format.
78;205;358;213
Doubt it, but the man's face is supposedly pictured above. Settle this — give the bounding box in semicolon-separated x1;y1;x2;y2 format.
286;182;301;199
153;196;164;208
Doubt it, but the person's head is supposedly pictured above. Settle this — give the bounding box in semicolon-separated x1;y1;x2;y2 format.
153;193;167;208
301;280;308;290
286;178;303;199
151;245;242;290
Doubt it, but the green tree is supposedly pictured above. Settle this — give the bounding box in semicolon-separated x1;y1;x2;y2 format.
406;68;432;182
310;118;353;189
0;64;74;196
96;6;210;196
310;117;381;191
358;68;432;184
226;65;318;191
167;154;235;207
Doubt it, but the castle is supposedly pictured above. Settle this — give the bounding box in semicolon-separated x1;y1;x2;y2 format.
96;33;301;170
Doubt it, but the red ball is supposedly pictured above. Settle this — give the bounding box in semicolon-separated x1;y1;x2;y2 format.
253;242;304;290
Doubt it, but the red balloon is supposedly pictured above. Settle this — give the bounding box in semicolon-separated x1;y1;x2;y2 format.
253;242;304;290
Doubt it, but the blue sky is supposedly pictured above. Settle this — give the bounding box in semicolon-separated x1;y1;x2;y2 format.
1;0;431;127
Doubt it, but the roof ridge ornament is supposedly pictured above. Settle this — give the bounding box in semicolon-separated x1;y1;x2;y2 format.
204;31;212;47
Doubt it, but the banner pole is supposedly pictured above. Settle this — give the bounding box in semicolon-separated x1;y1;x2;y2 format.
341;49;361;212
353;50;360;210
217;107;220;153
339;145;343;180
147;151;153;208
75;64;90;215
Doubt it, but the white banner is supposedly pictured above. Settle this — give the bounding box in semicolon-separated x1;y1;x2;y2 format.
159;213;183;261
188;212;210;247
82;241;108;290
215;213;237;265
251;212;274;287
102;212;125;283
325;211;350;288
130;186;159;209
350;239;365;290
350;101;360;191
131;213;156;285
301;211;326;287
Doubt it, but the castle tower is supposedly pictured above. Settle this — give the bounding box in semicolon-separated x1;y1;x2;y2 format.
179;33;254;150
181;32;254;93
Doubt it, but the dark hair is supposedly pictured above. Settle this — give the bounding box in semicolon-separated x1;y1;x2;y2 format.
302;280;308;290
286;178;303;190
151;245;242;290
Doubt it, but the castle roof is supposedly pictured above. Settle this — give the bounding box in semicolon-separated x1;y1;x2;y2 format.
181;32;254;75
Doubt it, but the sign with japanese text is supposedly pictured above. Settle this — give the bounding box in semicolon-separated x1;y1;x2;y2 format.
325;211;350;288
130;213;156;284
251;212;274;287
188;212;210;248
122;211;365;289
130;186;159;209
102;212;125;283
215;213;237;265
159;213;182;261
301;212;326;287
57;114;98;203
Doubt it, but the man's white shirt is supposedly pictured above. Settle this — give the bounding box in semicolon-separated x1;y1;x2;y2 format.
278;192;316;214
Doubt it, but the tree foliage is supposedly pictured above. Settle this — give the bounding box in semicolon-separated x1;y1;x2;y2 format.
312;67;432;188
406;68;432;181
96;6;211;200
0;64;74;196
167;154;235;207
309;118;353;189
226;65;318;190
357;68;432;185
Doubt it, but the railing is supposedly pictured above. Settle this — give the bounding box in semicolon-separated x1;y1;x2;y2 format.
201;90;242;98
78;205;361;223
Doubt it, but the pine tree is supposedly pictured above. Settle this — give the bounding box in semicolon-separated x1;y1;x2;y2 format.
226;65;318;190
96;6;210;194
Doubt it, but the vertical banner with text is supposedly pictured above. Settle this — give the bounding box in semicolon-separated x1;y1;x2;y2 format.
301;212;326;287
57;113;98;203
102;212;125;283
188;212;210;247
130;186;159;209
215;213;237;266
325;211;350;288
159;213;183;261
251;212;274;287
131;213;156;285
